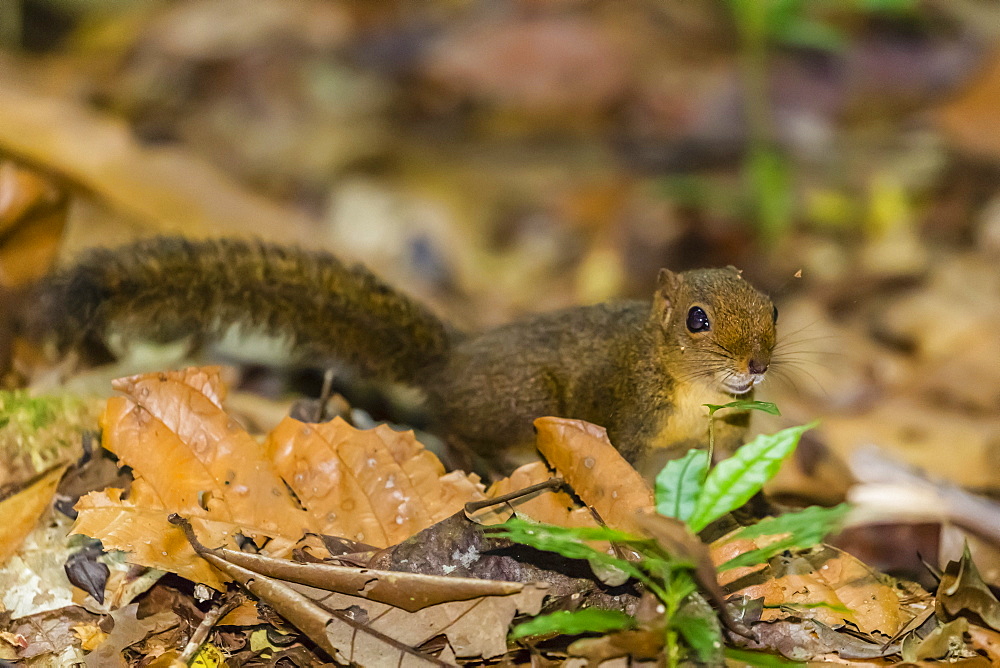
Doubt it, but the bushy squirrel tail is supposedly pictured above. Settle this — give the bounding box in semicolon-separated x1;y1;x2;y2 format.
34;237;453;383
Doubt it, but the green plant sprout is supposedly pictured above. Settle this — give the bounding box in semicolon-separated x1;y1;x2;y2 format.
703;399;780;467
489;415;849;666
722;0;921;243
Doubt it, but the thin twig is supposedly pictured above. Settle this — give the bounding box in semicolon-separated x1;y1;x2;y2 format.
178;590;247;663
464;477;564;513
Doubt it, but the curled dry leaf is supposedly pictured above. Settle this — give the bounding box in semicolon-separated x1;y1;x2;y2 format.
288;579;548;661
266;416;486;548
533;417;653;534
0;465;67;565
185;541;523;612
72;367;317;589
200;552;453;666
718;542;903;637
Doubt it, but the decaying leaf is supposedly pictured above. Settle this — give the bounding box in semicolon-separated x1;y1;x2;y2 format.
289;579;548;661
938;543;1000;631
81;602;179;668
180;539;524;612
722;544;903;636
0;509;79;620
266;415;486;548
198;550;456;666
5;605;97;662
533;417;654;534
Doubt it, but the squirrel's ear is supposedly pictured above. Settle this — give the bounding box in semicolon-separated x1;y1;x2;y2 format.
654;269;681;325
657;268;682;296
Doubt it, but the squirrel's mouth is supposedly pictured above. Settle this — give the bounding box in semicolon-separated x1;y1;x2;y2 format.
720;373;765;395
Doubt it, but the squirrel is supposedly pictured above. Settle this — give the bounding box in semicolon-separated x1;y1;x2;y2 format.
34;236;777;478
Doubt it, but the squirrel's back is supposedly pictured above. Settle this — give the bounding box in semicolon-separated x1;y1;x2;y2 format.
35;237;452;383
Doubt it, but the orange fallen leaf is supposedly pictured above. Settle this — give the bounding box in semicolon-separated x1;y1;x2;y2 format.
533;417;653;534
486;461;596;528
0;465;67;565
0;160;66;288
266;416;486;548
73;367;317;588
719;543;902;636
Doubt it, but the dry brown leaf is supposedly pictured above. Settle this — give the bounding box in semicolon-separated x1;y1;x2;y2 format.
0;160;66;288
266;416;485;548
722;544;902;636
199;552;452;666
72;367;317;589
289;580;548;661
485;461;596;527
0;465;67;566
936;49;1000;161
0;56;316;242
533;417;653;534
192;542;523;612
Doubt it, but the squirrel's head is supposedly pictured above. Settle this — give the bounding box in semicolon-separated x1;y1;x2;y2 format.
653;267;776;395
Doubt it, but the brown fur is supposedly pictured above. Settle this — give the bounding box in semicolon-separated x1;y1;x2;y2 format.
35;238;776;474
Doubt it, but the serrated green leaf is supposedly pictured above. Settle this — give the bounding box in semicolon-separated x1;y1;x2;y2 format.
510;608;636;640
704;400;781;417
738;503;849;542
717;503;849;571
484;518;649;581
687;422;817;532
655;449;709;521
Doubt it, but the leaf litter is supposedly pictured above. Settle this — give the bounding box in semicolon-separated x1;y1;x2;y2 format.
0;363;995;664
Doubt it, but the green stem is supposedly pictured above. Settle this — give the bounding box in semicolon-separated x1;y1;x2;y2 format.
707;415;716;471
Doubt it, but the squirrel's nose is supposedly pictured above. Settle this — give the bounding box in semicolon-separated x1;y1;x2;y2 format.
748;358;769;375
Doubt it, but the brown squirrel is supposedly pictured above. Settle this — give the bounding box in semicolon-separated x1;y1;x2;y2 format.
35;237;777;477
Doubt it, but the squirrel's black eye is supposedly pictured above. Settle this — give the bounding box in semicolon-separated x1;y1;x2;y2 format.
772;305;779;323
686;306;710;333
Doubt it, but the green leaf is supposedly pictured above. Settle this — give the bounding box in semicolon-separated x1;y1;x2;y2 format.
737;503;849;541
485;518;650;581
655;449;709;522
687;422;817;532
725;647;806;666
510;608;636;640
673;596;724;664
717;503;849;571
704;400;781;418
